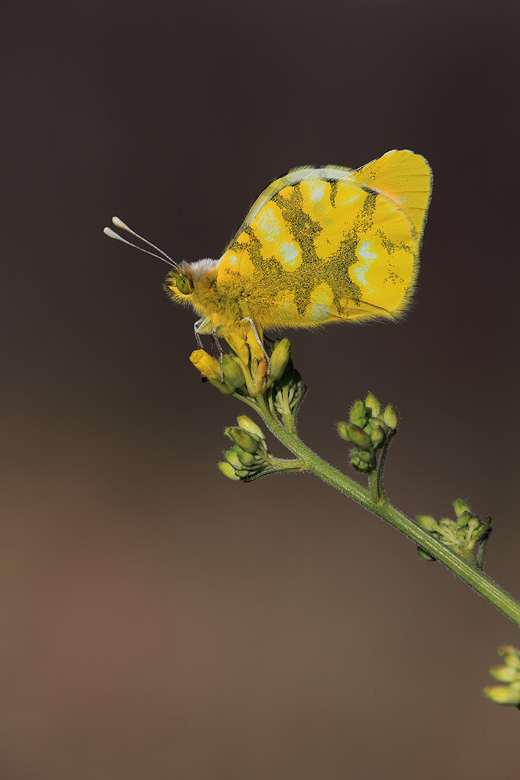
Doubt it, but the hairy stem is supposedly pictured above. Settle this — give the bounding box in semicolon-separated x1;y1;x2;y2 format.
250;397;520;628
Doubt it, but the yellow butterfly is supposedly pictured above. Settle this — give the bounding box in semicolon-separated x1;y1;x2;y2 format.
106;150;431;353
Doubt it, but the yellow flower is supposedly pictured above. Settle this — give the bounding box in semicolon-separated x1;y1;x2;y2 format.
189;350;235;395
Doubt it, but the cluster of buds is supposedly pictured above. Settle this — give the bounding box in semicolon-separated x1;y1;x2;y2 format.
190;330;306;431
190;332;293;398
218;415;302;482
484;646;520;706
336;393;399;473
268;348;306;426
416;499;491;566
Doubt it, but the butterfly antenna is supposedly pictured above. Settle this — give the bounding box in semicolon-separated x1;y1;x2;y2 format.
104;216;178;268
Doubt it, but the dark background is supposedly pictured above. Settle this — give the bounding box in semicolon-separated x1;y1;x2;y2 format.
2;1;520;777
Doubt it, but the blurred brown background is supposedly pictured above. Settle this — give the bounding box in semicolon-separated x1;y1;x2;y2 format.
2;1;520;777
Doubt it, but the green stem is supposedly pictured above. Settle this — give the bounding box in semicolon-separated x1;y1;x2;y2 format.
249;397;520;628
368;471;380;503
376;434;393;499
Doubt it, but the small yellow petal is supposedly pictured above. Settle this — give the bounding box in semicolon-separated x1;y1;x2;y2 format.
225;332;250;364
189;349;221;380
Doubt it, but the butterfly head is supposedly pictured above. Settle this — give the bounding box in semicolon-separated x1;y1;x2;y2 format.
163;263;194;301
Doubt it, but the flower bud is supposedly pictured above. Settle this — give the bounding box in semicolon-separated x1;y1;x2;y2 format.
484;684;520;706
370;424;386;448
357;450;374;464
365;392;381;418
236;415;265;439
268;338;291;382
218;461;241;481
345;423;372;450
227;427;261;454
489;665;519;683
336;421;349;441
349;400;366;427
222;355;246;389
467;517;480;535
497;646;520;670
416;514;437;531
453;498;471;517
383;404;399;431
366;417;388;437
223;448;242;469
190;350;236;394
237;450;257;467
350;448;376;472
456;510;473;528
189;349;221;381
483;645;520;706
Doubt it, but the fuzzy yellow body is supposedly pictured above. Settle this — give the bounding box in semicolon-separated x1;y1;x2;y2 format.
164;150;432;339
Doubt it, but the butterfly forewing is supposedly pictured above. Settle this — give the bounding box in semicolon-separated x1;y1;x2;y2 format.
215;150;431;330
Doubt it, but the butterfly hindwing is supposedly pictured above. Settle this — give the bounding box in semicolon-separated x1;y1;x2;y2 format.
216;150;431;329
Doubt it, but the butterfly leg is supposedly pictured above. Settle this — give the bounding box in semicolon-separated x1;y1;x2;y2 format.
193;318;205;349
211;327;225;382
242;317;271;375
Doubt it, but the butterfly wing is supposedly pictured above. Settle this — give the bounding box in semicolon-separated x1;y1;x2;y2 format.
352;149;432;242
216;150;432;331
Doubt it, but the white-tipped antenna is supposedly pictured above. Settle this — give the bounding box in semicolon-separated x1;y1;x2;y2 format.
104;216;177;268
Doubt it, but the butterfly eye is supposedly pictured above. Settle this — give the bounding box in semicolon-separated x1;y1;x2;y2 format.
175;275;192;295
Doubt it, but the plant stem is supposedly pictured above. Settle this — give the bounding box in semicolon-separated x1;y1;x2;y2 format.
251;397;520;628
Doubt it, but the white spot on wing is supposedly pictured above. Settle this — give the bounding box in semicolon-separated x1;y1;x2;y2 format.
256;207;283;242
279;241;300;270
351;240;377;292
308;304;331;322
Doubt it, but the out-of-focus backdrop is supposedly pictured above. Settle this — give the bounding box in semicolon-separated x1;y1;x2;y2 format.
2;1;520;778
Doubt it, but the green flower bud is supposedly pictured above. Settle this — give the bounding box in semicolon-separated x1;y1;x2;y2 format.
484;684;520;706
236;416;265;439
467;517;481;535
453;498;471;517
370;424;386;448
336;421;349;441
489;665;520;683
349;400;367;427
497;646;520;670
223;448;242;469
218;461;241;481
268;338;291;382
221;355;246;389
365;392;381;418
456;510;473;528
236;450;257;467
345;423;372;450
366;417;388;436
350;448;376;472
416;514;438;531
383;404;399;430
227;427;261;454
357;450;374;464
